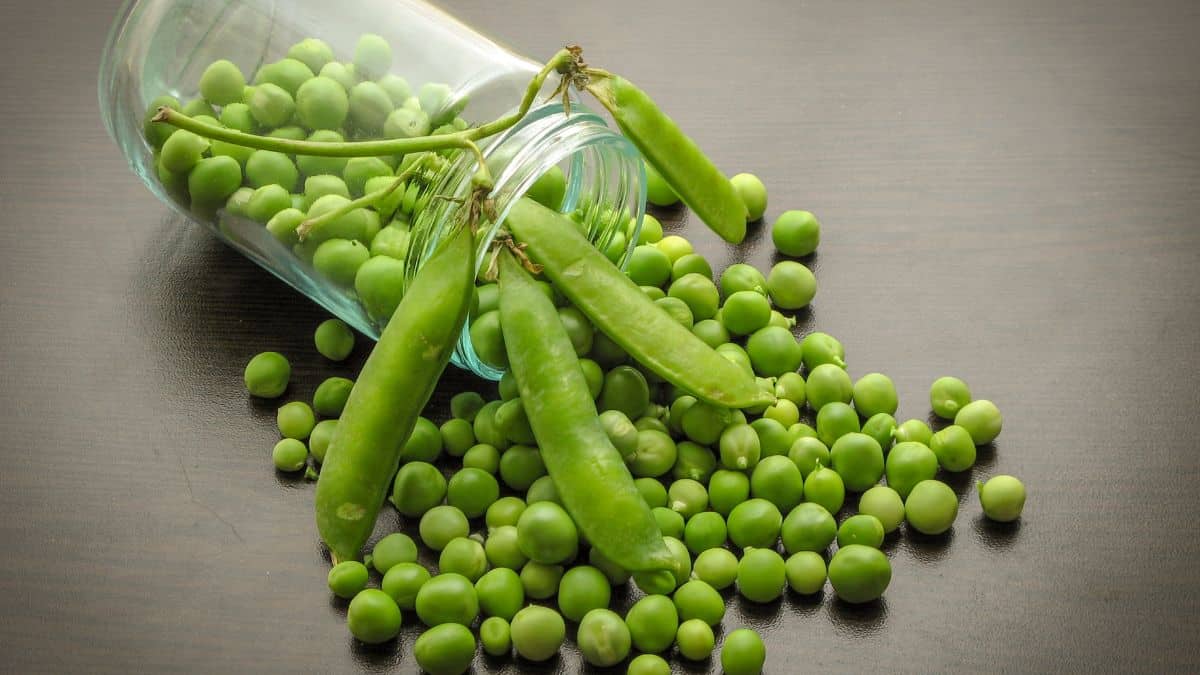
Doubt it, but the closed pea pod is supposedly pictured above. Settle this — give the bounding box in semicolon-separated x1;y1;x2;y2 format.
497;251;672;572
506;199;770;410
314;226;473;564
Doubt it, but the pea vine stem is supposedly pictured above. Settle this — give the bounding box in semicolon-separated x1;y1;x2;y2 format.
296;165;421;240
151;48;575;190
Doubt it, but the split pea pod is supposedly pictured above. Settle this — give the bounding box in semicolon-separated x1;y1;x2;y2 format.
586;73;749;243
497;250;673;572
506;197;773;410
314;225;474;564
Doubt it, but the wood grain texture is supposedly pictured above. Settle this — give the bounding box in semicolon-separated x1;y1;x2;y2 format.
1;0;1199;672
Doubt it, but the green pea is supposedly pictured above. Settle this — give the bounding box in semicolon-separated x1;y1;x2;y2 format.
737;547;787;603
885;441;939;499
588;546;630;587
861;413;897;453
671;253;713;283
726;498;782;549
721;290;772;336
745;419;788;459
483;525;527;570
830;432;885;492
635;212;664;243
391;462;446;518
627;244;673;287
381;561;430;610
790;422;818;440
468;310;507;370
311;318;354;362
295;129;349;177
930;424;977;472
371;532;418;574
495;398;536;445
682;400;731;445
599;365;650;420
682;511;727;555
524;165;567;210
510;605;566;662
343;156;392;197
828;544;891;603
187;155;242;206
803;465;845;515
557;565;611;622
413;623;475;675
346;589;401;644
730;173;768;221
858;485;906;533
286;37;334;73
668;443;714;485
308;419;337;464
633;477;668;509
655;235;694;263
715;342;755;377
556;306;595;356
304;195;371;244
628;430;677;477
676;618;716;661
763;398;801;428
345;80;395;133
450;392;486;422
625;594;678;653
781;502;837;553
415;572;479;627
640;285;666;301
720;263;768;297
837;514;885;548
668;273;720;321
254;57;313;95
805;363;853;410
267;125;306;141
746;326;803;376
485;496;526;530
479;616;511;656
709;469;751;516
628;653;671;675
672;578;725;626
588;331;628;367
800;331;846;370
160;129;209;173
905;479;958;535
772;210;820;257
930;376;972;419
309;376;352;419
474;566;524;620
652;506;685;540
785;551;826;594
749;455;805;512
439;537;489;582
689;319;728;349
644;161;679;206
954;399;1003;444
692;548;738;590
143;95;181;147
318;62;356;91
181;97;216;118
314;238;370;286
654;296;694;328
517;501;578;564
276;401;315;440
419;505;469;552
398;418;442;463
244;351;290;398
525;475;560;505
767;310;794;330
354;255;406;322
247;82;295;127
787;436;830;478
774;371;807;407
719;423;761;471
519;561;563;600
498;445;546;491
327;559;368;599
721;628;767;675
223;186;254;217
302;174;351;211
978;474;1026;522
577;608;631;667
666;478;707;518
852;372;898;418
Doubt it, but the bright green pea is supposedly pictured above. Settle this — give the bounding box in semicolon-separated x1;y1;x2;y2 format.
415;572;479;627
286;38;334;73
667;478;708;518
772;210;820;257
893;418;932;445
517;501;578;564
343;156;392;197
791;422;818;440
626;244;672;287
599;365;650;420
978;474;1026;522
354;255;406;322
737;547;787;603
715;342;755;377
460;443;499;474
683;511;727;554
885;441;939;499
655;235;693;263
858;485;905;533
721;628;767;675
557;565;611;623
654;296;694;328
525;165;567;210
247;82;295;127
775;371;807;406
498;445;545;491
276;401;315;440
309;376;352;418
419;505;470;552
930;424;977;472
781;501;837;553
767;261;816;310
692;548;738;590
763;398;801;428
392;461;446;517
830;432;885;492
160;129;209;173
719;423;761;471
199;59;246;105
806;363;853;410
413;623;475;675
749;455;805;513
861;413;897;453
905;479;958;535
439;537;489;582
302;174;350;211
223;186;254;217
720;263;768;297
632;477;668;509
483;525;527;570
749;418;792;458
346;589;401;644
187;155;242;206
577;608;631;667
485;496;526;530
787;436;830;478
557;306;594;356
721;290;772;336
317;61;355;91
267;125;306;141
673;578;725;626
708;469;751;516
475;566;524;620
243;183;289;223
244;351;290;398
955;399;1003;444
519;561;563;600
746;326;803;377
346;80;394;133
628;430;677;478
510;605;566;662
668;273;719;321
449;391;486;422
785;551;826;594
245;148;298;191
254;58;314;95
676;618;716;661
525;475;560;505
800;331;846;370
726;498;782;549
328;559;364;595
828;544;891;603
652;506;685;540
853;372;898;418
837;514;885;548
671;253;713;283
804;465;845;515
662;536;692;589
271;438;307;471
446;467;498;519
930;376;972;419
635;212;664;243
672;441;718;483
729;172;767;221
304;195;370;244
372;532;418;574
143;95;181;147
625;594;678;653
296;129;349;177
308;419;337;464
469;310;507;370
479;616;511;656
311;320;354;365
682;400;731;445
644;161;679;206
690;318;729;348
181;98;216;118
353;33;392;79
381;561;430;610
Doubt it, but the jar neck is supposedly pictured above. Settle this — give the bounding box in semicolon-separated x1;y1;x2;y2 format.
403;100;646;378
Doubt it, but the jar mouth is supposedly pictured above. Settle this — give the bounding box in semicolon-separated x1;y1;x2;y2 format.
405;100;646;380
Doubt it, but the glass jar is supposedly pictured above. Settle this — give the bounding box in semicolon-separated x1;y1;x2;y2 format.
100;0;645;379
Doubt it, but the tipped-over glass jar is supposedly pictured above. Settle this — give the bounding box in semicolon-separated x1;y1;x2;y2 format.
100;0;646;379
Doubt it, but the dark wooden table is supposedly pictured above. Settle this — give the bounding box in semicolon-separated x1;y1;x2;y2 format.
2;0;1199;672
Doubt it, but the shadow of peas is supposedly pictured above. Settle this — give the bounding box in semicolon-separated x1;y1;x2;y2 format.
827;596;888;637
973;515;1023;552
900;524;956;564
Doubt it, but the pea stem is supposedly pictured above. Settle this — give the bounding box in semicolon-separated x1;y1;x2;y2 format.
297;165;420;240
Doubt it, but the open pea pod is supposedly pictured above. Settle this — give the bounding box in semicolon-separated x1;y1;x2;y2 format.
314;225;474;564
586;73;748;244
497;250;674;573
506;197;773;410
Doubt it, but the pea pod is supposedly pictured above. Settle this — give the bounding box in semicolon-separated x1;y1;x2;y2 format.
315;225;474;563
497;250;673;572
506;198;773;410
586;73;748;243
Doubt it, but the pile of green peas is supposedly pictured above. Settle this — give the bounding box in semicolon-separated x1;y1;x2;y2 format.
221;36;1031;675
